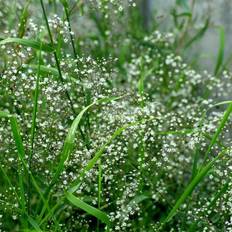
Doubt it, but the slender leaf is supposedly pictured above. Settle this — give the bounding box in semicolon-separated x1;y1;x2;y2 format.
28;216;43;232
50;96;124;188
207;181;229;210
0;38;54;52
214;26;225;75
185;18;209;48
69;118;154;193
66;192;111;225
202;102;232;165
161;149;227;227
0;111;59;228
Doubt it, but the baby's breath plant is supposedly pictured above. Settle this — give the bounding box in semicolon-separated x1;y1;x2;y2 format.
0;1;232;232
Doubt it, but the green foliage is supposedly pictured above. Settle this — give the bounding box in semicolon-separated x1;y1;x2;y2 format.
0;1;232;232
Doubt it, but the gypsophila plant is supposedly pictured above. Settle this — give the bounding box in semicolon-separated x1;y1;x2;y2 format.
0;0;231;231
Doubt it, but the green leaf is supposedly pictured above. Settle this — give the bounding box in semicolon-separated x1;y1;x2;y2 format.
66;192;111;226
68;118;154;193
0;38;54;52
176;0;190;12
202;102;232;165
127;195;149;209
60;0;68;8
207;180;229;210
0;111;58;228
185;18;210;48
28;216;43;232
0;111;10;118
49;96;125;188
161;149;227;227
0;111;27;221
214;26;225;75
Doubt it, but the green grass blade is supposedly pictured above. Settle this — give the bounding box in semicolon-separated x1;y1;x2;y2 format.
9;117;26;160
25;65;59;77
207;180;229;210
214;26;225;75
138;67;154;107
66;192;111;226
27;216;43;232
0;111;11;118
161;149;227;227
22;64;80;84
68;118;153;193
8;116;27;217
37;96;125;220
185;18;209;48
210;100;232;108
202;102;232;165
127;195;149;208
0;38;54;52
50;96;124;188
0;111;59;228
97;159;102;231
176;0;190;12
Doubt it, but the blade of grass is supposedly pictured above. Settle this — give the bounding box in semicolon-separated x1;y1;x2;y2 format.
66;192;110;225
39;117;153;226
207;180;229;210
127;194;149;210
191;145;199;179
50;96;124;189
22;64;79;83
138;67;154;108
8;116;27;220
0;165;27;227
0;111;60;230
37;96;125;221
160;149;227;229
185;18;209;48
68;117;154;193
214;26;225;76
0;38;53;52
201;102;232;166
27;216;43;232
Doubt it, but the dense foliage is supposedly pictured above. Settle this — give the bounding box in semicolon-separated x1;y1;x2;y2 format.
0;1;231;231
